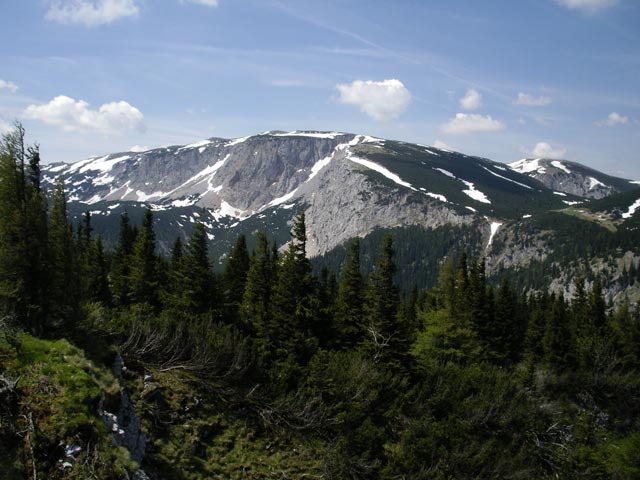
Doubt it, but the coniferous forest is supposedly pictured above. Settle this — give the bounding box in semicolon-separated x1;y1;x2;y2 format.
1;129;640;479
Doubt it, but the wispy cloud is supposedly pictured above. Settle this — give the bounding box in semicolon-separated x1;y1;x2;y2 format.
553;0;619;14
24;95;145;134
441;113;505;134
515;92;552;106
596;111;629;126
336;79;411;121
180;0;218;7
528;141;566;159
459;88;482;110
0;120;13;134
0;79;18;93
46;0;139;27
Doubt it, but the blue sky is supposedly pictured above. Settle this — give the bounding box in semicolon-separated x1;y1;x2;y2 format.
1;0;639;177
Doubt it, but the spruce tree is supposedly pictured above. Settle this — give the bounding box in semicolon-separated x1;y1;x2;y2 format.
128;208;159;307
542;295;575;370
110;212;137;307
222;234;250;321
48;177;78;327
182;221;215;315
363;234;408;368
0;126;48;332
335;238;365;349
240;232;274;344
270;210;319;364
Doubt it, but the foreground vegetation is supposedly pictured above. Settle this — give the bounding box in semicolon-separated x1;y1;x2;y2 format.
1;127;640;478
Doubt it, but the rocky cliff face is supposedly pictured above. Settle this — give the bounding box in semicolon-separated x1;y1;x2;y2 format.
42;132;491;256
508;158;635;199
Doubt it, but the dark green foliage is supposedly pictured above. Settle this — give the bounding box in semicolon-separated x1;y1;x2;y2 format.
222;234;250;322
127;208;159;307
0;126;49;333
181;220;215;315
109;212;137;307
49;177;79;326
363;234;410;369
334;238;365;349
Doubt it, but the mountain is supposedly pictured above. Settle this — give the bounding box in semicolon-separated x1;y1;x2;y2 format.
41;131;640;304
508;157;637;199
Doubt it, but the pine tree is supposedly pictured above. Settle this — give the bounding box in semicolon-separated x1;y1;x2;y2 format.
182;221;215;315
0;126;48;332
542;295;575;370
492;277;523;364
85;235;110;304
240;232;275;344
128;208;159;307
223;234;250;321
270;210;319;364
363;234;408;368
335;238;365;349
48;177;78;327
110;212;137;307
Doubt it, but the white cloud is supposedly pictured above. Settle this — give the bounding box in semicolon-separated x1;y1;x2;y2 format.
0;79;18;93
459;88;482;110
529;142;566;159
0;120;13;134
553;0;618;14
335;79;411;121
433;140;454;151
596;112;629;126
181;0;219;6
129;145;150;152
46;0;139;27
440;113;505;135
24;95;145;134
515;92;552;107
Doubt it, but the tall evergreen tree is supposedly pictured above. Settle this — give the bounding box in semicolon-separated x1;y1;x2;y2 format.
182;221;215;315
48;177;78;327
128;208;159;307
335;238;365;349
0;127;49;332
223;234;250;321
110;212;137;307
542;295;575;370
240;232;275;344
270;210;319;364
363;234;408;368
85;235;110;305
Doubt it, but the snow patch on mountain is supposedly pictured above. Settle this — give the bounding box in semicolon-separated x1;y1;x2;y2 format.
434;168;456;178
178;140;212;152
347;154;416;191
551;160;571;174
226;136;251;147
269;131;345;139
589;176;605;190
482;166;533;189
487;220;502;248
509;158;546;175
622;198;640;219
462;180;491;204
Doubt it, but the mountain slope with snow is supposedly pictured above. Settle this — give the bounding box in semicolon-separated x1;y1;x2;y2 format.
44;131;572;256
508;158;635;199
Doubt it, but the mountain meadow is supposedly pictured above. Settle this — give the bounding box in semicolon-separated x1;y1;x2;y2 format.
1;125;640;479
